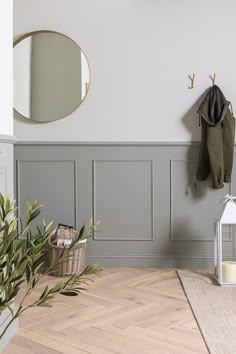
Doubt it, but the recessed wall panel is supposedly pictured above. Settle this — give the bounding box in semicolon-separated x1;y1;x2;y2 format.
93;160;153;241
17;160;76;228
170;159;231;241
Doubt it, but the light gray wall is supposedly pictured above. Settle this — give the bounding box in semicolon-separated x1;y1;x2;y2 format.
14;0;236;142
15;143;236;268
13;1;236;270
0;0;13;135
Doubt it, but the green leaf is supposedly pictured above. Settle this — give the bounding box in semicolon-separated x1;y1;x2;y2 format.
78;224;85;240
60;291;79;296
26;264;31;283
8;287;20;301
28;208;41;224
0;193;4;207
39;285;49;300
14;279;25;288
8;219;17;235
37;303;52;308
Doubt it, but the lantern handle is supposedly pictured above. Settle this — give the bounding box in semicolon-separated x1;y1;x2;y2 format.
221;194;236;204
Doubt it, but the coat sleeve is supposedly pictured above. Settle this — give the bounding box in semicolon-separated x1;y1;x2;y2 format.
206;124;224;189
222;110;235;183
196;119;210;182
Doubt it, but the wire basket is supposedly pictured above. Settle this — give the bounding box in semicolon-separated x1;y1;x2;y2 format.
48;224;87;277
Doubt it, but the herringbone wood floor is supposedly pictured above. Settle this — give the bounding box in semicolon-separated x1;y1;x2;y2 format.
3;268;208;354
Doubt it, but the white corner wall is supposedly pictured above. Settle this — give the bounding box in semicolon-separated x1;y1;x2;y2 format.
0;0;13;136
0;2;16;350
14;0;236;142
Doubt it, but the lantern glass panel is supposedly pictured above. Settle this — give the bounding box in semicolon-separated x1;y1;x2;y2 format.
222;224;236;260
214;221;220;279
221;224;236;285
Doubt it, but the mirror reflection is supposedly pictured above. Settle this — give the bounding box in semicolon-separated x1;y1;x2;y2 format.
14;31;90;122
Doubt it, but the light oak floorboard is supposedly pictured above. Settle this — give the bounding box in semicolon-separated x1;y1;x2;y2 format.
3;268;208;353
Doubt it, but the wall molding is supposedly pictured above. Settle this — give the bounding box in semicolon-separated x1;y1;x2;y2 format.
15;141;236;147
0;135;17;143
170;158;232;242
88;253;216;259
92;159;154;241
15;143;236;267
87;254;236;268
16;159;78;228
15;141;202;146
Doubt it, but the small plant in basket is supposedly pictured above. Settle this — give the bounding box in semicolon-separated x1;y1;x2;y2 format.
0;193;102;341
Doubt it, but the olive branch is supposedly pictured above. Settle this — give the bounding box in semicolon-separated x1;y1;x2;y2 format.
0;193;102;339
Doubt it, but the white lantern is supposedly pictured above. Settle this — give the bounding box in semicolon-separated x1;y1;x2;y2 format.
214;195;236;287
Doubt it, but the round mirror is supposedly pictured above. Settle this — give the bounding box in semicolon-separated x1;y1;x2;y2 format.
14;30;90;122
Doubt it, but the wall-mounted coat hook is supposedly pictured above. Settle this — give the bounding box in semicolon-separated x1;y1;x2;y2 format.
209;73;216;86
188;73;195;89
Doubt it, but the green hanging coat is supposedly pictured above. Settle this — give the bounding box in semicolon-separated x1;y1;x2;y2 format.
196;85;235;189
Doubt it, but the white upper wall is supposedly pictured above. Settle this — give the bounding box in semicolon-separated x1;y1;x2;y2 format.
1;0;13;136
14;0;236;142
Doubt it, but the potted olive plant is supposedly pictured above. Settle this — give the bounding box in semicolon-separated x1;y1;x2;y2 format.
0;193;101;350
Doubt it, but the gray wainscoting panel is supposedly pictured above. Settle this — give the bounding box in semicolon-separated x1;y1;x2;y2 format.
16;160;77;227
93;160;153;241
170;159;231;242
0;142;14;197
14;143;236;267
0;168;7;196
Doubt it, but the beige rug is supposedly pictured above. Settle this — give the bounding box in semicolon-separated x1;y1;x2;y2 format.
177;270;236;354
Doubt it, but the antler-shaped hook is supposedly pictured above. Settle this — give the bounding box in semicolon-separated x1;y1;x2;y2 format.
188;73;195;89
209;73;216;86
